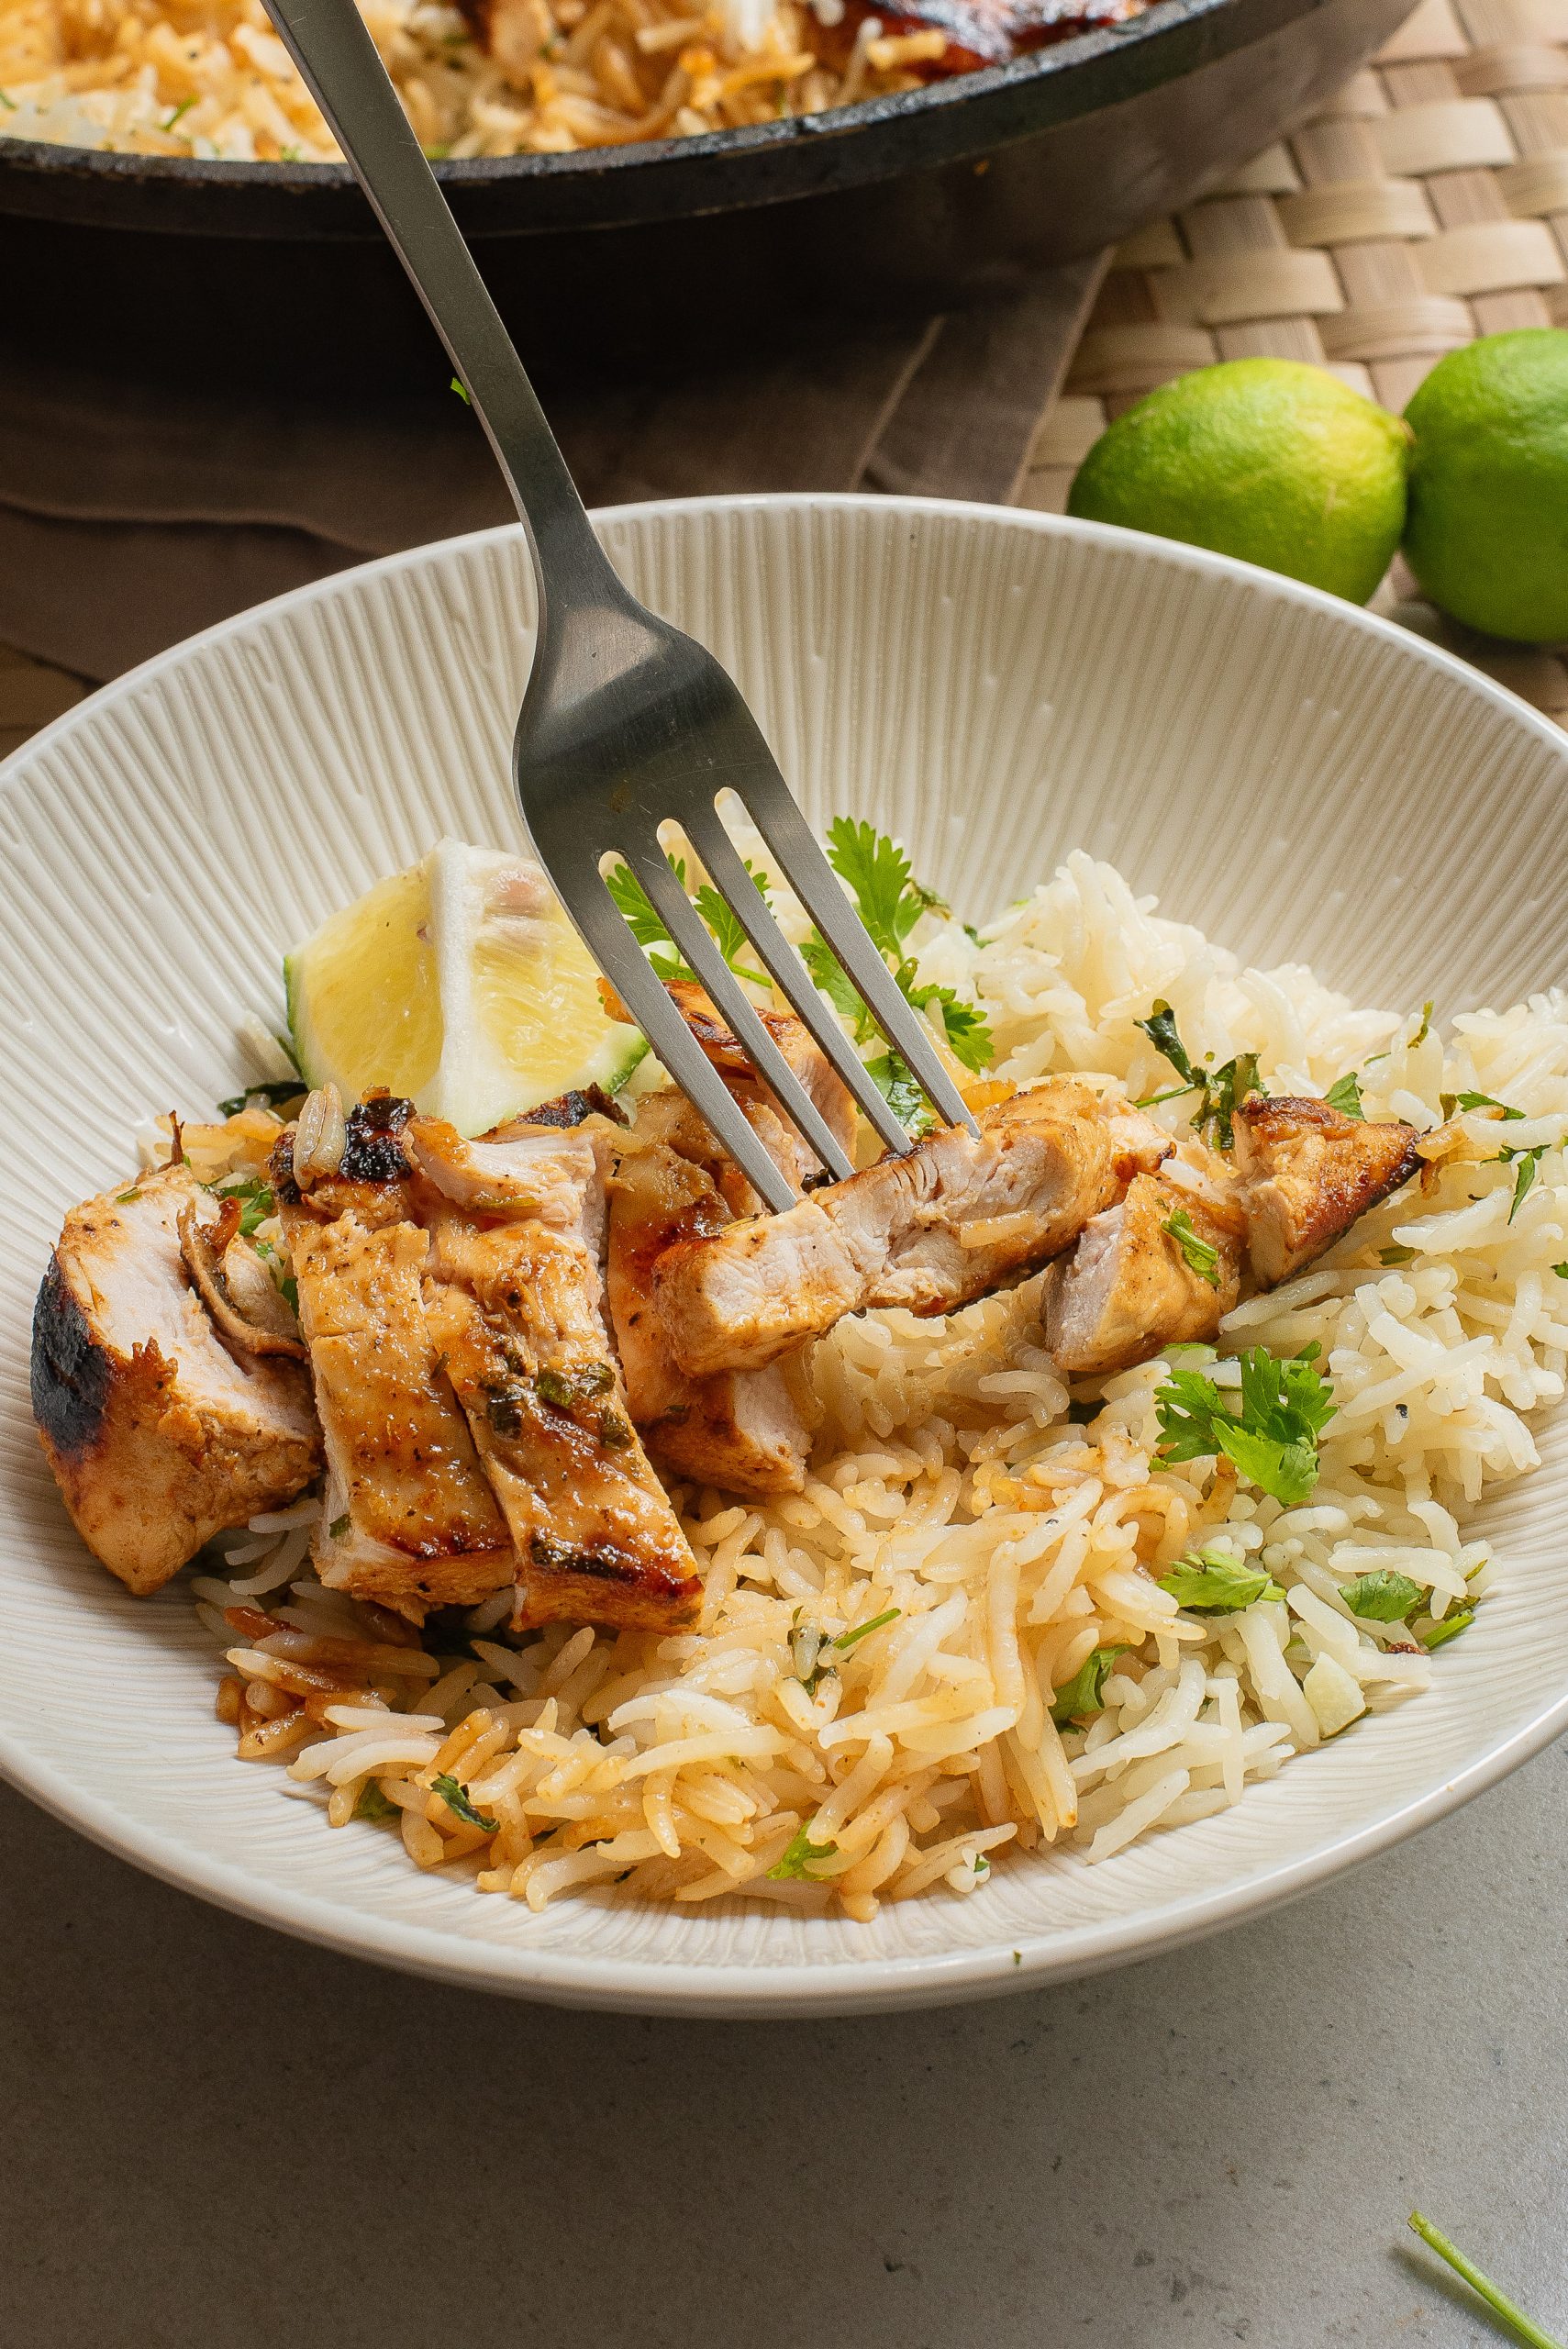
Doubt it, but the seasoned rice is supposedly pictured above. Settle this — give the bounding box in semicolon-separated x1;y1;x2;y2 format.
191;851;1568;1917
0;0;961;159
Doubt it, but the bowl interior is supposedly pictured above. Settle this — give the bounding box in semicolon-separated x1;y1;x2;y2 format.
4;495;1567;2015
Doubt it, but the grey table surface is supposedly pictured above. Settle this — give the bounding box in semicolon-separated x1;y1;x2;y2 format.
2;1742;1563;2349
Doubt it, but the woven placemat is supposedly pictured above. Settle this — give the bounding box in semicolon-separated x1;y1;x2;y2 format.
1020;0;1568;721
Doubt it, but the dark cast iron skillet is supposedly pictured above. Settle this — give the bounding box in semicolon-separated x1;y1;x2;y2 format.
0;0;1415;390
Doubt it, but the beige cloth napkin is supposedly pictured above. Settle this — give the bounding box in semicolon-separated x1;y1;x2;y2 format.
0;258;1104;681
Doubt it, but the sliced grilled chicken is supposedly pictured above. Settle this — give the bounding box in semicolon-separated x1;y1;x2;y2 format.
282;1188;516;1620
654;1081;1172;1378
425;1199;700;1632
604;982;858;1494
609;1096;821;1496
31;1165;320;1595
1234;1097;1423;1285
1045;1163;1245;1377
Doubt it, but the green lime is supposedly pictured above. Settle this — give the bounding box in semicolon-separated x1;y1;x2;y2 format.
1403;329;1568;644
1067;357;1410;604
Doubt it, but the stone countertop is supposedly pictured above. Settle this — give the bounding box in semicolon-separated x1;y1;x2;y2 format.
2;1739;1563;2347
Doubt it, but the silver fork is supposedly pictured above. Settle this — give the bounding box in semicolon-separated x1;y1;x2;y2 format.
262;0;978;1215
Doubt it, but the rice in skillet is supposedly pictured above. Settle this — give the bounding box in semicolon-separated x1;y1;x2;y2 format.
188;852;1568;1919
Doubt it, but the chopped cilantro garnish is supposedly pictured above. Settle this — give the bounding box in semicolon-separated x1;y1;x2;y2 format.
1156;1548;1284;1613
0;88;16;108
204;1174;274;1238
328;1513;350;1539
1555;1264;1568;1280
1133;1002;1262;1148
450;374;471;403
117;1189;140;1205
162;95;195;130
217;1078;306;1117
1050;1644;1126;1725
1379;1244;1417;1265
353;1782;397;1824
864;1052;932;1135
1410;1001;1434;1049
835;1607;901;1652
536;1362;615;1409
431;1772;499;1832
767;1823;840;1880
1407;2210;1563;2349
1418;1606;1474;1651
1325;1071;1364;1119
823;817;943;962
280;1274;300;1314
1442;1088;1524;1121
604;854;771;989
1162;1208;1220;1288
1500;1144;1546;1222
1155;1344;1336;1507
1340;1567;1423;1622
789;1615;831;1695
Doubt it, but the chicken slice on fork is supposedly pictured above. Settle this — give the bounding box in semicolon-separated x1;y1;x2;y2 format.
654;1081;1172;1378
31;1163;321;1595
602;982;858;1495
413;1113;700;1631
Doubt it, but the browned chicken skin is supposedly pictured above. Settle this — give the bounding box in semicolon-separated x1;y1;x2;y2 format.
31;1165;320;1595
653;1081;1172;1378
1233;1097;1422;1286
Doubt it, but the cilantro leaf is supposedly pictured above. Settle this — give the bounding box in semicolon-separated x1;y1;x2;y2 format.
1136;1001;1198;1087
865;1052;933;1135
1206;1052;1263;1152
901;974;994;1074
353;1782;397;1824
767;1824;840;1880
1418;1606;1474;1651
1155;1345;1336;1507
206;1174;274;1238
605;859;691;982
1443;1088;1524;1121
431;1772;499;1832
1157;1548;1284;1612
1341;1568;1424;1621
1050;1645;1127;1725
1325;1071;1364;1119
800;931;875;1041
1162;1208;1221;1289
1500;1143;1545;1222
823;818;941;960
1131;1003;1262;1146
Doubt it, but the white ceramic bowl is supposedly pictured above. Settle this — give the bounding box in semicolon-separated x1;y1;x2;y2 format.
6;495;1568;2018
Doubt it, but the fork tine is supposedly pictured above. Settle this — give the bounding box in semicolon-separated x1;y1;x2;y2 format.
628;844;855;1183
682;807;917;1156
564;869;798;1216
728;786;981;1139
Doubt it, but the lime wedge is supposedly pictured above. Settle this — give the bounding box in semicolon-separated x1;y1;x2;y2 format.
285;839;645;1135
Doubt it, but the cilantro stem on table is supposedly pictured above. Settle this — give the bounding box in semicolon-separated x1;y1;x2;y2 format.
1407;2212;1565;2349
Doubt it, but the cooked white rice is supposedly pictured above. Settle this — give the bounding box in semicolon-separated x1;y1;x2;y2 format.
193;850;1568;1920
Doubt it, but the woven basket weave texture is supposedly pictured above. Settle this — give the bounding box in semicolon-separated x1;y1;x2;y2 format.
1024;0;1568;718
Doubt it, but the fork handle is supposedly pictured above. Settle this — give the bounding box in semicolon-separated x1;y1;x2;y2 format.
261;0;615;619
